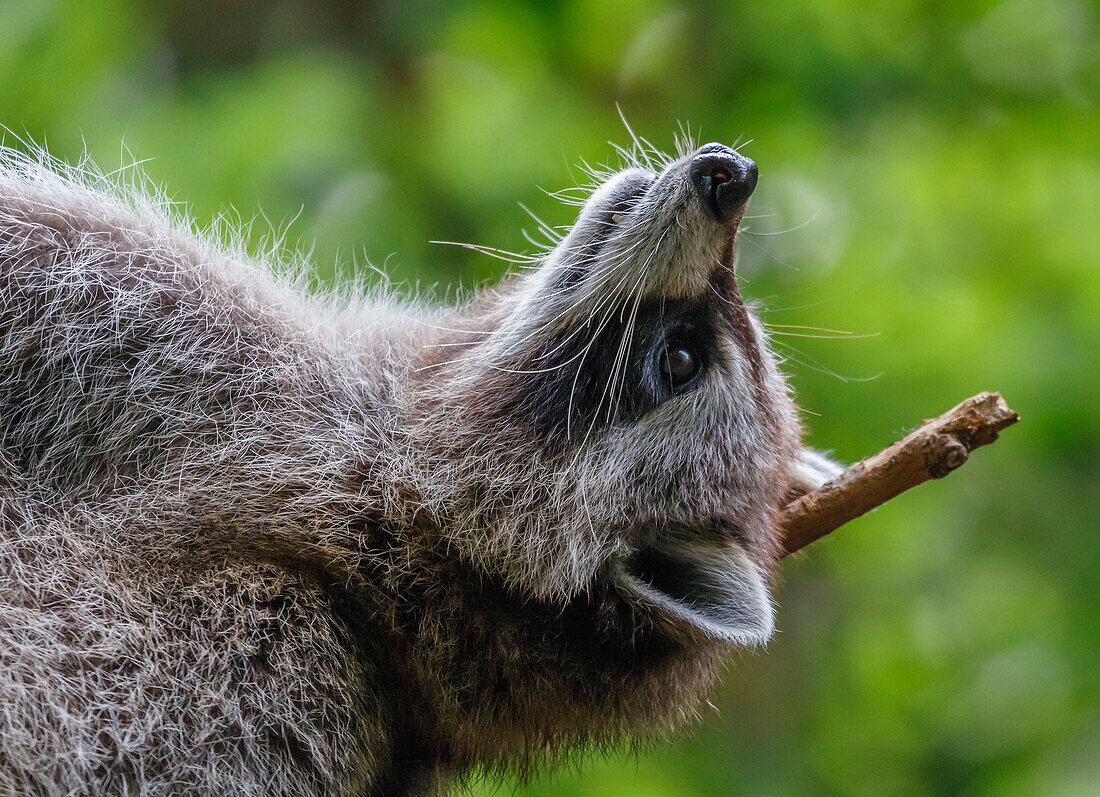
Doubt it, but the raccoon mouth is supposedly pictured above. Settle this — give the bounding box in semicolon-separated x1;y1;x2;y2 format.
613;534;775;646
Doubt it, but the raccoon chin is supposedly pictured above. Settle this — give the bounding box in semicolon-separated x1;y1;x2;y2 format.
613;532;775;647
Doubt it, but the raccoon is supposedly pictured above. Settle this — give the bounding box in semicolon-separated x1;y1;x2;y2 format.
0;141;835;795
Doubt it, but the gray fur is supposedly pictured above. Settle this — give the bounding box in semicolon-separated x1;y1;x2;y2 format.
0;143;818;795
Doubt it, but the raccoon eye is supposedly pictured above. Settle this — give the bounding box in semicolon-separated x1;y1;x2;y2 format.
659;344;699;390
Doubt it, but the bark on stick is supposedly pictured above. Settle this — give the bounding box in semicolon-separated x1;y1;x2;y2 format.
780;392;1019;557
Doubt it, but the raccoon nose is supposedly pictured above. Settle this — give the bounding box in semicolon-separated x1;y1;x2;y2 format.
690;143;758;224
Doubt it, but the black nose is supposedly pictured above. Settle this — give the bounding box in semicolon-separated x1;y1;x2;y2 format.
689;143;758;224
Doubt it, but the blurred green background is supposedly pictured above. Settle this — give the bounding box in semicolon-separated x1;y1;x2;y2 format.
2;0;1097;794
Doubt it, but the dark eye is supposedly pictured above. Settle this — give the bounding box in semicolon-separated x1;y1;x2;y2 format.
659;344;699;390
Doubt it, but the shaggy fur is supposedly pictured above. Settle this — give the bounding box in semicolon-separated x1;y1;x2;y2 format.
0;142;835;795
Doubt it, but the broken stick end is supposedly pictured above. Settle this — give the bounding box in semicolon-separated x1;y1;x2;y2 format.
779;391;1020;557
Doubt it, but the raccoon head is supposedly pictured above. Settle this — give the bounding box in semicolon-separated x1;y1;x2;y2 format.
409;141;801;653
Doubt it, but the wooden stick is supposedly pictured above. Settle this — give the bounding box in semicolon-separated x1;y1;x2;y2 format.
780;392;1019;557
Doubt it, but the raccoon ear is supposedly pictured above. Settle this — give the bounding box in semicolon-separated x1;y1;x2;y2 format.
614;539;776;647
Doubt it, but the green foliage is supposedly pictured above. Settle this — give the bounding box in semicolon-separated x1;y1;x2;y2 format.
2;0;1097;792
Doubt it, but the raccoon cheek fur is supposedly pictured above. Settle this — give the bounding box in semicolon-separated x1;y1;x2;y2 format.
0;140;821;795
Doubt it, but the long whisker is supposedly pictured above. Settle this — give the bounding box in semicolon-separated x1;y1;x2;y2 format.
767;330;880;340
741;207;822;237
765;323;854;333
585;225;668;442
518;203;564;244
772;339;883;382
738;235;802;271
429;240;542;263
